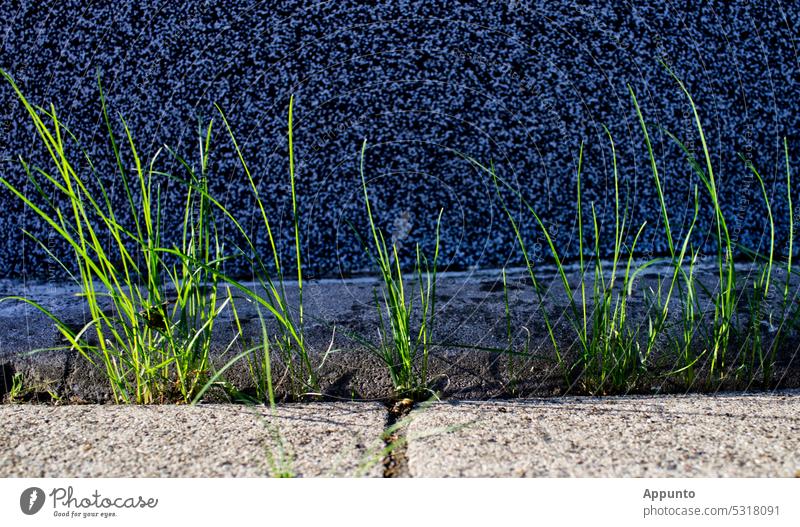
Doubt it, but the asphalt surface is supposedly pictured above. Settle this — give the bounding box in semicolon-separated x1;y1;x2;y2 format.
2;391;799;478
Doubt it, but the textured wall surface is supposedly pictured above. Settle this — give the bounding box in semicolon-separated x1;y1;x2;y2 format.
0;1;798;278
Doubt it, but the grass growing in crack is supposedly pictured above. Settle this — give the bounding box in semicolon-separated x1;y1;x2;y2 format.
4;372;60;403
2;64;799;400
580;130;649;393
356;140;443;399
250;324;295;478
739;155;775;383
491;65;796;393
462;68;798;394
659;64;737;383
0;71;236;404
548;146;642;391
222;303;295;477
630;85;702;387
736;138;797;386
7;372;25;403
244;309;277;405
465;132;647;394
630;69;800;390
0;84;328;404
212;96;320;401
3;372;62;404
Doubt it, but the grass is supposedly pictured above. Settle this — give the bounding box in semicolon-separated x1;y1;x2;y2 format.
649;64;795;388
735;138;796;386
459;65;799;394
660;65;737;383
466;133;648;393
209;97;320;401
0;74;326;404
3;372;61;404
166;96;320;402
0;70;237;404
355;140;443;399
629;84;703;388
1;65;798;402
7;372;25;403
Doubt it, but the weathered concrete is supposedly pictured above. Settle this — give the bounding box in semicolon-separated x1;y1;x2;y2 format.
1;392;798;478
406;391;800;477
2;265;800;402
0;403;387;477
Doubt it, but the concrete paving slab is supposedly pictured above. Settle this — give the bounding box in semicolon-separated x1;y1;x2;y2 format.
406;391;800;477
0;403;386;477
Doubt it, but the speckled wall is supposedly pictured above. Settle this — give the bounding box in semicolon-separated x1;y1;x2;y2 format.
1;1;798;279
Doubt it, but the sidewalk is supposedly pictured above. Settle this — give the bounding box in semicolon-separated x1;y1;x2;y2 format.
2;391;798;478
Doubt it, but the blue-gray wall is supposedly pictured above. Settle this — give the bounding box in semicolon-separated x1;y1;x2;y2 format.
1;1;798;278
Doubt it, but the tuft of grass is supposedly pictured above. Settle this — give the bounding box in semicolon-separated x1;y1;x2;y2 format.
7;372;25;403
245;308;277;406
660;64;737;382
466;73;799;394
0;70;235;404
464;132;647;393
356;140;443;399
738;155;775;383
212;96;319;401
577;129;649;393
216;304;295;477
735;138;796;386
3;372;61;404
629;84;702;387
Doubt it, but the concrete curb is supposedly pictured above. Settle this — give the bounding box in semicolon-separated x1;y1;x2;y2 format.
1;265;799;402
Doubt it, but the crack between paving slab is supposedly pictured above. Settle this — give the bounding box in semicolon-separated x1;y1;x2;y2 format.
381;398;413;478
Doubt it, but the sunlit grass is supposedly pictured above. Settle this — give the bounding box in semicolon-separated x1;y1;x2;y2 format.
355;140;443;399
461;65;799;393
0;64;797;402
212;97;319;401
0;70;234;403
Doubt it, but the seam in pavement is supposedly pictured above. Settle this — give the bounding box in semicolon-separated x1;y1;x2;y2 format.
382;399;413;478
